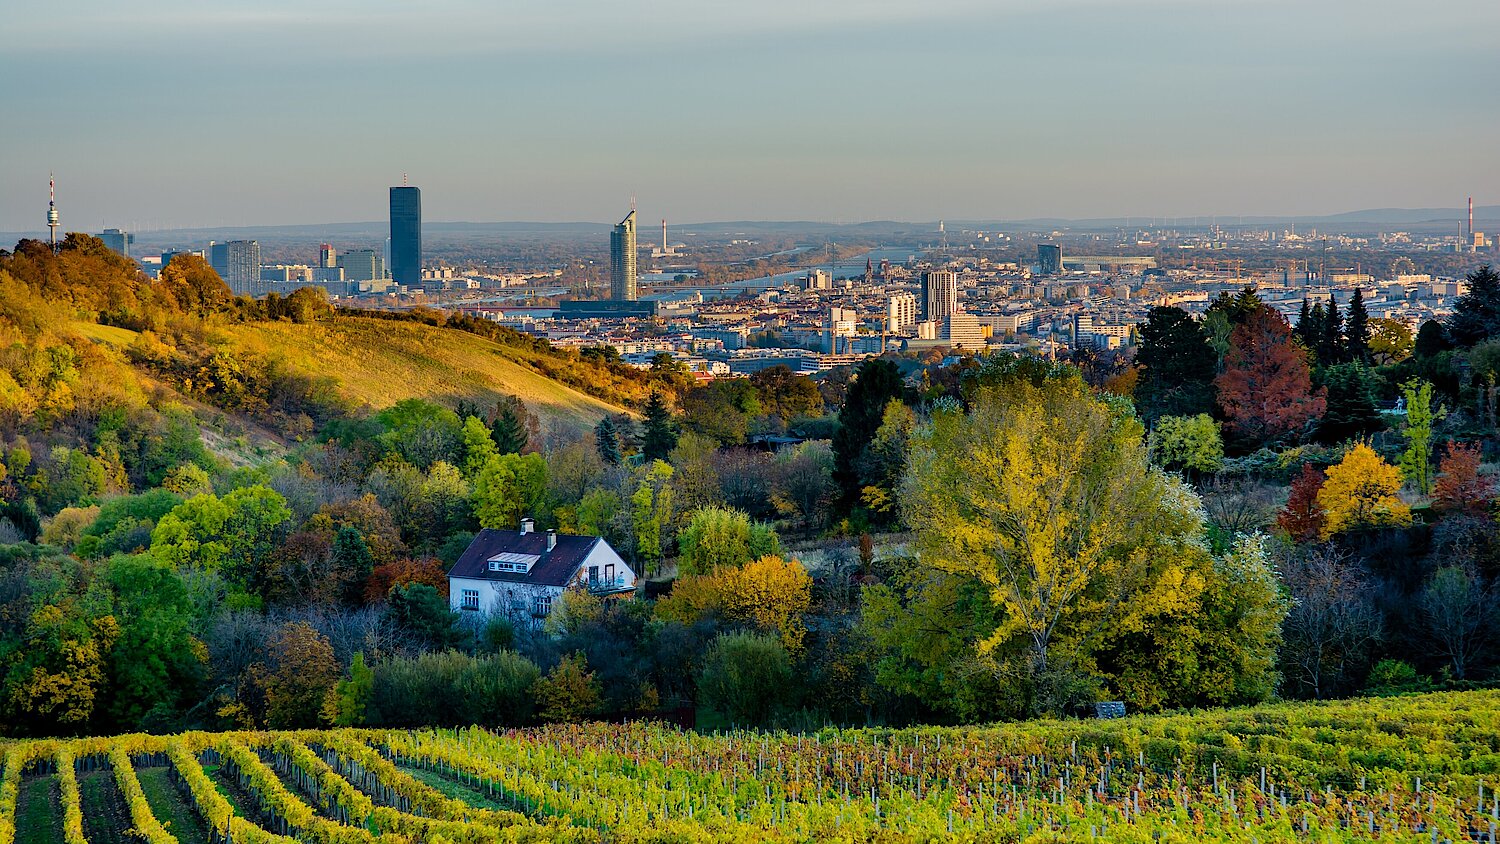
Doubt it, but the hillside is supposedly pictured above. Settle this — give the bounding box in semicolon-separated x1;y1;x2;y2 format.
2;689;1495;843
219;317;624;437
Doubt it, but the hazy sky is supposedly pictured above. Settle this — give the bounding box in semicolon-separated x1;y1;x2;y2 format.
3;0;1497;230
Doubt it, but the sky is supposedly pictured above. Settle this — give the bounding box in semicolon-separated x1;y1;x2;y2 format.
2;0;1498;231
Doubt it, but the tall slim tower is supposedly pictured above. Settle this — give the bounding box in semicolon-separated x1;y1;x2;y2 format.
389;182;422;287
47;174;60;250
610;207;638;301
662;219;668;253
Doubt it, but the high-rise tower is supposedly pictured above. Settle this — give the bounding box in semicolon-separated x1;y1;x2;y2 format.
610;207;638;301
389;181;422;287
921;270;958;322
47;174;60;250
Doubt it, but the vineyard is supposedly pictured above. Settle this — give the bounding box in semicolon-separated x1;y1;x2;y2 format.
1;690;1498;843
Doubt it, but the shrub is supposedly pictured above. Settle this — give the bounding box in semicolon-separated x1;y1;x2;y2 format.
696;630;794;727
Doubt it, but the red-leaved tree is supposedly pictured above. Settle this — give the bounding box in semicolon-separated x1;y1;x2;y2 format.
1277;463;1327;543
1215;305;1326;444
1433;441;1495;517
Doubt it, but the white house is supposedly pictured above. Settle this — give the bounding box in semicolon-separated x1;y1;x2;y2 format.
447;519;635;627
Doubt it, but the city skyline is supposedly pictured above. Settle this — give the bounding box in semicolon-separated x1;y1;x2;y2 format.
2;0;1497;232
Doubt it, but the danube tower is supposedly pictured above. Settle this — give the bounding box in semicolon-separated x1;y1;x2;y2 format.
47;174;60;250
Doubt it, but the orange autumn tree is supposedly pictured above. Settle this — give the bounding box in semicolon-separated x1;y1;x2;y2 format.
1215;306;1326;445
1317;444;1411;538
1277;463;1327;543
656;555;812;653
1433;441;1495;517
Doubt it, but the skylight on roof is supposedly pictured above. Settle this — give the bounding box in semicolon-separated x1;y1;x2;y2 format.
489;552;540;565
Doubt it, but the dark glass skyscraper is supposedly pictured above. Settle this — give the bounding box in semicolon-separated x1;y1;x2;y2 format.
1038;243;1063;275
610;208;638;301
390;185;421;287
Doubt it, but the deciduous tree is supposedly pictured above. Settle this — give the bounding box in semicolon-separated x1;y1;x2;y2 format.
1279;544;1382;699
1433;441;1494;516
658;555;812;653
1420;565;1494;681
696;631;793;727
1277;464;1327;543
534;652;602;723
1147;413;1223;476
1318;443;1411;537
471;452;547;529
1215;306;1325;445
1399;379;1441;495
902;372;1214;714
264;621;339;729
676;506;780;575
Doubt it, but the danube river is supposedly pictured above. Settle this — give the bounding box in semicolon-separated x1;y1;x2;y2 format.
644;246;922;302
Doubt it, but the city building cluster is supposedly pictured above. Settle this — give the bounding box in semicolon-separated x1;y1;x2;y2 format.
45;177;1498;378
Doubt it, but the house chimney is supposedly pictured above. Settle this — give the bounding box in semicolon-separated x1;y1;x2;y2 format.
546;529;557;551
520;518;534;535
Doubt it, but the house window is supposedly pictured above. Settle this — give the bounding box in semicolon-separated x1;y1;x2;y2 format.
533;594;552;617
588;565;599;585
605;564;616;585
460;589;480;611
488;561;501;572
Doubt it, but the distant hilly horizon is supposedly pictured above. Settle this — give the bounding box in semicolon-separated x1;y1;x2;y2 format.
5;206;1497;245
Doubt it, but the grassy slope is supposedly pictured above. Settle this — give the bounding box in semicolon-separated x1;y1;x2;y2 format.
74;316;624;440
222;318;622;436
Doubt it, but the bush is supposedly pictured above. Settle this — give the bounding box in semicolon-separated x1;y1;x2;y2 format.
534;652;603;723
368;650;540;727
696;630;794;727
677;507;781;575
1364;660;1431;695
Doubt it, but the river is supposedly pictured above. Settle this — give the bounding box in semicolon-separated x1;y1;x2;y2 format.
643;246;923;302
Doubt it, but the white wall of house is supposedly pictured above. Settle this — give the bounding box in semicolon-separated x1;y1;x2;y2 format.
448;542;636;627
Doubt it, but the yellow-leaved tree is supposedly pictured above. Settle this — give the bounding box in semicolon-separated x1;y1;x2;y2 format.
891;359;1285;716
1317;443;1411;538
657;555;812;653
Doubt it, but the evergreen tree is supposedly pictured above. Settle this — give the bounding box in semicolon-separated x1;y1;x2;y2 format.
640;391;678;461
1315;363;1381;445
1321;295;1344;364
1345;288;1371;364
491;404;529;455
1304;302;1327;358
1447;264;1500;347
331;526;376;605
1413;320;1452;359
1134;306;1217;421
832;359;905;514
1295;298;1313;346
594;416;622;466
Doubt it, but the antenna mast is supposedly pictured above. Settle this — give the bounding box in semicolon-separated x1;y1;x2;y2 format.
47;173;60;251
